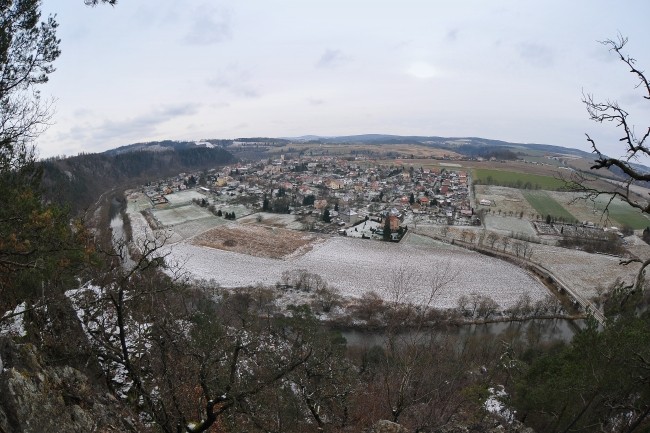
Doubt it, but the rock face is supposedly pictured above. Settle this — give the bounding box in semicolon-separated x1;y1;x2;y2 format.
0;339;139;433
365;418;536;433
367;420;410;433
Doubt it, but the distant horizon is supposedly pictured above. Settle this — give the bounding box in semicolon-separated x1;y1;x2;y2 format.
43;132;597;159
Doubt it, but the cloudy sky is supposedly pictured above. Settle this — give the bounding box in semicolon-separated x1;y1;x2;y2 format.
38;0;650;159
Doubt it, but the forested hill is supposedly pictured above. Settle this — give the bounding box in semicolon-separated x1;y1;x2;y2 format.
40;145;235;214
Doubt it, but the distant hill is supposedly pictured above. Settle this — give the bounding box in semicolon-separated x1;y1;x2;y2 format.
105;139;228;155
284;133;650;177
41;143;235;214
286;134;595;158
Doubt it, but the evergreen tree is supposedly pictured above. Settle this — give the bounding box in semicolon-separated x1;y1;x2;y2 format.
0;0;87;316
383;217;391;241
302;194;315;206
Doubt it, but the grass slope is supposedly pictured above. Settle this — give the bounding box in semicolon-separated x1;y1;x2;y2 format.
522;190;576;222
594;197;650;229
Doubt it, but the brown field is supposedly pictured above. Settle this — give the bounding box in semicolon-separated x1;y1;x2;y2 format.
270;143;462;159
474;185;538;217
388;159;566;176
191;224;320;259
237;212;304;230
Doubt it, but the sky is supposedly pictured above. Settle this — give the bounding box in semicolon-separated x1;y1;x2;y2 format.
37;0;650;159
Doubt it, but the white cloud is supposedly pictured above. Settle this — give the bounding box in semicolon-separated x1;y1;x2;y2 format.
518;43;554;68
183;4;232;45
406;62;439;79
316;49;349;69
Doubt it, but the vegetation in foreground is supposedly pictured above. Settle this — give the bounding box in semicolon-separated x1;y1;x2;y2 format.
1;1;650;432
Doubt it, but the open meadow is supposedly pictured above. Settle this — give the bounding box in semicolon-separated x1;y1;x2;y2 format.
473;168;567;190
548;191;650;229
152;204;214;226
522;190;576;222
163;236;550;310
412;223;639;302
238;212;305;230
164;189;206;205
475;185;650;229
474;185;534;218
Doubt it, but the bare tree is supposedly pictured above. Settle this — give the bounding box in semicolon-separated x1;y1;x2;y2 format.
521;242;534;260
486;232;499;249
500;236;510;252
367;263;462;429
566;35;650;291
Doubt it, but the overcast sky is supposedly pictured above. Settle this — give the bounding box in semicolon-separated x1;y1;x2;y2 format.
38;0;650;159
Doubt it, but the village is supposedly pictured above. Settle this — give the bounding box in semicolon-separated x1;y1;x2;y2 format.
140;155;478;240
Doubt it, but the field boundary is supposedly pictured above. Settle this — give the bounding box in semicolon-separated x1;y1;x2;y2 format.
413;230;605;326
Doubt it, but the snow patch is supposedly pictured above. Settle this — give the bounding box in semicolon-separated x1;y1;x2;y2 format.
0;302;27;337
485;385;515;422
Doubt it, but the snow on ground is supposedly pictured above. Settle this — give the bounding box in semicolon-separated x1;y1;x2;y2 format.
485;386;514;422
164;189;206;205
168;217;227;240
625;235;650;260
238;213;304;230
345;220;381;238
531;243;638;299
152;204;215;226
128;199;152;234
164;236;549;310
404;233;457;249
484;215;537;238
0;303;27;337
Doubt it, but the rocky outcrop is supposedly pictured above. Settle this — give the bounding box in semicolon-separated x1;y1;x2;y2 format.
0;338;140;433
367;420;410;433
365;418;535;433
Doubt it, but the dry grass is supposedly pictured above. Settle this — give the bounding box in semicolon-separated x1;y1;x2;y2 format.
192;224;320;259
270;143;462;159
238;212;304;230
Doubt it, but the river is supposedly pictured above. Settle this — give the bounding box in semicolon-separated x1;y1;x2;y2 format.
109;197;136;270
340;318;583;348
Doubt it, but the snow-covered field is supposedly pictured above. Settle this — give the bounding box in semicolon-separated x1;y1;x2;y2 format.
164;189;206;205
484;215;538;238
238;213;304;230
530;243;638;299
164;236;549;310
152;204;215;226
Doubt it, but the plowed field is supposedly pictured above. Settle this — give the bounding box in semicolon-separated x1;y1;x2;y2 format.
192;224;319;259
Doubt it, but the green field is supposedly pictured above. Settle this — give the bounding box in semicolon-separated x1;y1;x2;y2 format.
473;168;566;190
594;197;650;229
522;191;576;222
